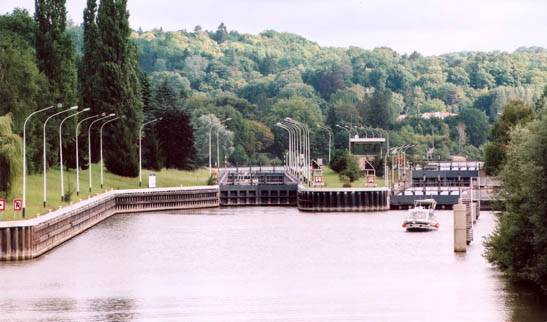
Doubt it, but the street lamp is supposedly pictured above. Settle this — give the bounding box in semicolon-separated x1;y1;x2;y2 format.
100;116;121;189
76;113;105;196
88;113;115;192
216;118;231;171
284;118;310;184
59;108;90;201
42;105;78;207
319;125;332;163
22;105;56;216
336;124;352;152
282;120;302;181
276;122;292;174
139;117;161;187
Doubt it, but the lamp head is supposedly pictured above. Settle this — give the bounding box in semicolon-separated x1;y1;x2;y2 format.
101;113;106;117
108;113;115;117
159;117;163;121
225;117;232;121
69;105;78;110
57;103;63;108
82;108;91;112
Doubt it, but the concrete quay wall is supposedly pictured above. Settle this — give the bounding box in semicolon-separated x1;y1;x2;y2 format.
0;186;219;261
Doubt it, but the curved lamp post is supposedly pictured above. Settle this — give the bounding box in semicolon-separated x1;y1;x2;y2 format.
319;125;332;164
59;108;90;201
216;118;231;171
76;113;105;196
100;116;121;189
276;123;292;174
88;114;115;192
42;105;78;207
139;118;161;187
22;105;55;216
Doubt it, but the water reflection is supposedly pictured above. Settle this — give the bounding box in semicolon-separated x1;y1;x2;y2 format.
504;281;547;322
0;207;546;321
88;297;136;322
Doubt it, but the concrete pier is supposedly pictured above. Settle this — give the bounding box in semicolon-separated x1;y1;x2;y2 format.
297;186;390;212
0;186;219;261
453;202;467;252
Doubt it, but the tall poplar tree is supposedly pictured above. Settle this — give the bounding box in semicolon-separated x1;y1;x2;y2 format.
80;0;99;111
95;0;143;176
34;0;77;105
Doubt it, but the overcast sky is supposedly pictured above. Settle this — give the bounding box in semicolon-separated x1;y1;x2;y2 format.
1;0;546;55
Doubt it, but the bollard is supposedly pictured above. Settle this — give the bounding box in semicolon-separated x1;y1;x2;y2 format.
454;201;467;252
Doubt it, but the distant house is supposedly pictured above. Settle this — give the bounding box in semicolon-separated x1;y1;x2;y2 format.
397;111;457;121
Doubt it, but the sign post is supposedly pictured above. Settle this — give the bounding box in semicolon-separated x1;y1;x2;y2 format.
13;199;22;212
0;198;6;212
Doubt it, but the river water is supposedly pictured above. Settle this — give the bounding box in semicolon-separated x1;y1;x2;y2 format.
1;208;546;321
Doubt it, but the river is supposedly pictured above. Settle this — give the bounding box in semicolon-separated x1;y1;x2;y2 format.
1;207;546;321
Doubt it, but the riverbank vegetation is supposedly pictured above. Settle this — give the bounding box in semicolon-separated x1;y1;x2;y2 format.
1;165;210;221
0;4;547;210
485;90;547;293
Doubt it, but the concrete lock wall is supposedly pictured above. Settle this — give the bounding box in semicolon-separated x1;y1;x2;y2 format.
0;186;219;261
297;186;390;212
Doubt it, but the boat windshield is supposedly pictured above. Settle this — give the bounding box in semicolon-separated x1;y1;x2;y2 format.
409;210;427;220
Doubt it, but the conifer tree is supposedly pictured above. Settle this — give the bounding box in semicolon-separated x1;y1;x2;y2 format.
80;0;99;111
95;0;143;176
34;0;77;104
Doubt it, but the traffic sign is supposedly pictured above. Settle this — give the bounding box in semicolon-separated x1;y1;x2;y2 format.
0;199;5;211
13;199;22;212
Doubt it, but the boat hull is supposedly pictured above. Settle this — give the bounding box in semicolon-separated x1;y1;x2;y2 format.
403;221;439;232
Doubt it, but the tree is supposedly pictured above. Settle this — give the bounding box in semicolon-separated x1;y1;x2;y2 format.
194;114;234;166
35;0;77;105
0;114;22;198
484;100;535;175
329;150;360;182
360;88;396;129
0;8;35;46
94;0;143;176
156;111;196;170
455;108;489;147
0;29;48;132
80;0;100;113
485;112;547;293
213;22;228;43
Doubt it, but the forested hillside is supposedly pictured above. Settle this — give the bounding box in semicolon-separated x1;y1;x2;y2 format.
124;25;547;164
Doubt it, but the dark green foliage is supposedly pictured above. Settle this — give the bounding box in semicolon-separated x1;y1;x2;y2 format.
94;0;143;176
0;114;22;198
360;88;396;129
80;0;99;111
483;142;505;175
485;111;547;293
35;0;77;105
0;8;35;46
452;108;489;147
484;100;535;175
330;150;361;182
0;27;48;132
156;111;196;170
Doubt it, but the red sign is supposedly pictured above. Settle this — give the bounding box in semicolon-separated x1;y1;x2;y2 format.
13;199;22;212
367;176;375;184
0;199;5;211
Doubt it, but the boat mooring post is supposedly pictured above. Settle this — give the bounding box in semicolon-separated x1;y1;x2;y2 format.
453;201;467;252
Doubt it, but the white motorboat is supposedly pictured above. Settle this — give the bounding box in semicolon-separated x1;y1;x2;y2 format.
402;199;439;232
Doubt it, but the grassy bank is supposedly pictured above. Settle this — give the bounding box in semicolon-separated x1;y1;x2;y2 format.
321;167;386;188
2;165;210;221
